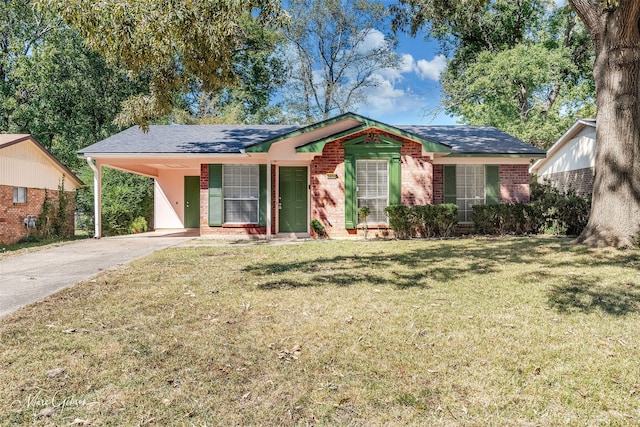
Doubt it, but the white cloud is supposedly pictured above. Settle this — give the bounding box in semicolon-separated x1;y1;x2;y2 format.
358;28;388;52
415;55;447;81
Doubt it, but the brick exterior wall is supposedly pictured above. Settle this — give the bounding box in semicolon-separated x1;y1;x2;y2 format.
539;167;594;199
499;164;531;203
196;155;533;238
401;141;433;206
0;184;75;245
310;140;434;237
311;140;347;236
433;165;444;204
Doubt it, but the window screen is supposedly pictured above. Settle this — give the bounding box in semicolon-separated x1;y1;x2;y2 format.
356;159;388;224
456;165;485;222
223;165;259;223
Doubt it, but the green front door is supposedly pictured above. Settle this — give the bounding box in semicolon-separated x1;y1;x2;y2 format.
279;166;308;233
184;176;200;228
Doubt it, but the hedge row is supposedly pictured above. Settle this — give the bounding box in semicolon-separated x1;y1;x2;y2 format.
473;184;590;236
384;204;458;239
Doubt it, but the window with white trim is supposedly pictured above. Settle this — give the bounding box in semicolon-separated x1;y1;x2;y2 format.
223;165;259;223
13;187;26;203
456;165;485;222
356;159;388;224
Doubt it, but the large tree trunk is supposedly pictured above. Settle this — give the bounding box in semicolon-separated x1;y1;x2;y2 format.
576;6;640;247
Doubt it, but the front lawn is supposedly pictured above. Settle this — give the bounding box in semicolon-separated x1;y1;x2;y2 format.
1;237;639;425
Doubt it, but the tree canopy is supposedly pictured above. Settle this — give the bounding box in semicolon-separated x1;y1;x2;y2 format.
282;0;398;123
394;0;595;149
39;0;286;129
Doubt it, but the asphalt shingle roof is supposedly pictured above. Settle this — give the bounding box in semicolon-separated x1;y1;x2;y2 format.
397;125;545;155
79;124;302;154
79;122;545;156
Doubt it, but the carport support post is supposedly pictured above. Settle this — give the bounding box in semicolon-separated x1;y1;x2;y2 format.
266;161;272;241
86;157;102;238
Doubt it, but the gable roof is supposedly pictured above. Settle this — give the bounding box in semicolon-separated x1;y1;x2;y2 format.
78;113;545;158
0;134;83;187
529;119;596;174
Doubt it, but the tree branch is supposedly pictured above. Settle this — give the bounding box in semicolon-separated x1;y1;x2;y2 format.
567;0;603;35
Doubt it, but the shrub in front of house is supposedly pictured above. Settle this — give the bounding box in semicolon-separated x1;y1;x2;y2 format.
385;204;458;239
472;182;590;236
385;205;413;239
410;204;458;238
473;203;537;235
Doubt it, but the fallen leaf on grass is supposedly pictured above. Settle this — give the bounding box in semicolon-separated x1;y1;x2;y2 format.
38;407;54;417
278;345;302;362
63;328;77;334
46;367;65;377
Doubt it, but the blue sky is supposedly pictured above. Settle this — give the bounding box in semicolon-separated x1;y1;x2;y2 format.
349;0;459;126
356;31;458;126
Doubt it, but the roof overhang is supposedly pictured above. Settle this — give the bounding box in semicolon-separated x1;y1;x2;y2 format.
1;134;84;187
244;112;451;155
529;118;595;174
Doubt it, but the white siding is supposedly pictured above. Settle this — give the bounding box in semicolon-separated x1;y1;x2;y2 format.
0;140;80;191
537;127;596;177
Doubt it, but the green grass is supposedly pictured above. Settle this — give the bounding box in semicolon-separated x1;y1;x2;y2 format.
1;237;640;426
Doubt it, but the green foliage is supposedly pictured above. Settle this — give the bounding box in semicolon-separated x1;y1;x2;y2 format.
531;181;590;236
473;203;537;236
410;204;458;238
76;167;154;237
129;216;149;234
52;177;71;237
394;0;595;149
310;219;327;238
36;190;53;239
384;205;413;239
385;204;458;239
27;180;74;243
472;181;590;236
358;206;371;239
40;0;286;129
177;17;287;125
1;13;147;169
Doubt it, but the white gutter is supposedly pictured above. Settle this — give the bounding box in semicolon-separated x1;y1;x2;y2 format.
86;157;102;238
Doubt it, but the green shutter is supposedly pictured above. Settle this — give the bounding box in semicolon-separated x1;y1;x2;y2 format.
389;156;401;205
486;165;500;205
344;155;357;228
444;165;456;204
208;164;223;226
259;164;267;226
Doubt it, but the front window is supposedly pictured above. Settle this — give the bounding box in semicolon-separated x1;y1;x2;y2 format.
223;165;259;223
356;159;388;224
13;187;26;203
456;165;485;222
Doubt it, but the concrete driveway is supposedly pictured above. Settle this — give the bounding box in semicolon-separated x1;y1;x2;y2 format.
0;231;196;318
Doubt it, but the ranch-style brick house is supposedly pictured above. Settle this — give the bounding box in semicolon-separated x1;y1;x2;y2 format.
79;113;545;239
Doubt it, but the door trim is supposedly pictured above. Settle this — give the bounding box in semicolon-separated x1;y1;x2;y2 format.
277;166;309;234
184;176;200;228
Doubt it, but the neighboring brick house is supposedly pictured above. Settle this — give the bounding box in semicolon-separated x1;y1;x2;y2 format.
79;113;545;239
530;119;596;199
0;135;83;245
